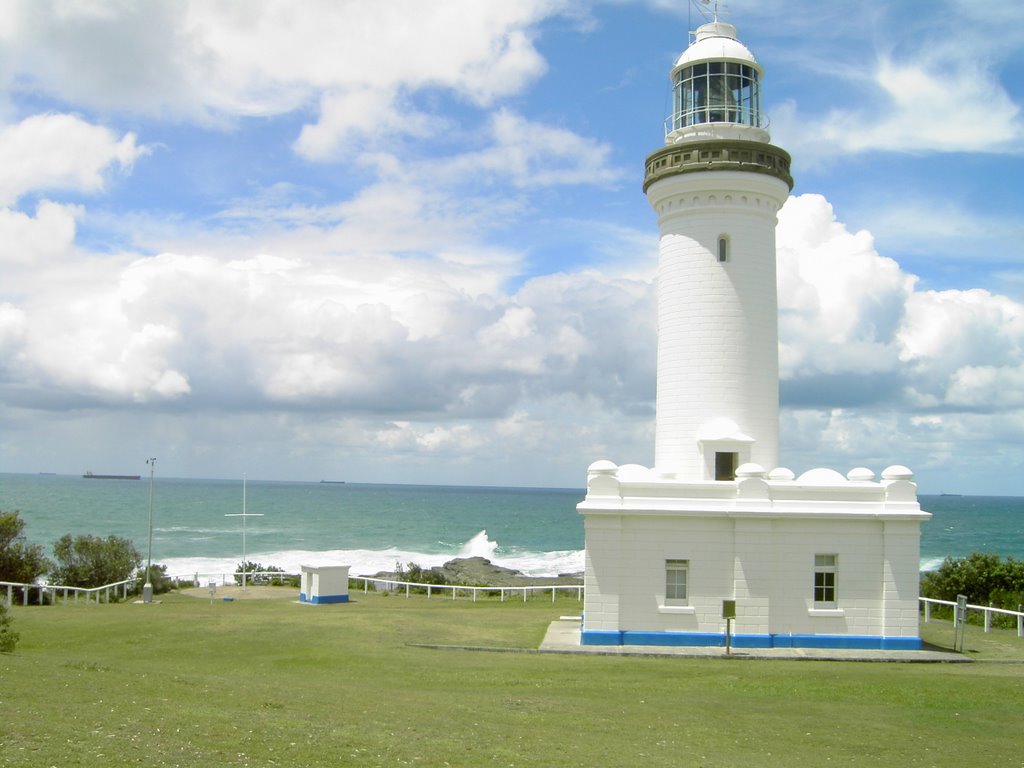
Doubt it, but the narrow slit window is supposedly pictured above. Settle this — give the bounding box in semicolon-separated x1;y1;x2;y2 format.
718;235;729;263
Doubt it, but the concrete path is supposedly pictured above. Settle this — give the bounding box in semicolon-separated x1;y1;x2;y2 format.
539;619;970;662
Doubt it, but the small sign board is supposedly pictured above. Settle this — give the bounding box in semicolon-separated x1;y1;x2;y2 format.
722;599;736;619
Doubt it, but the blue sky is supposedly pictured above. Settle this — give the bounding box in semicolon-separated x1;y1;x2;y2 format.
0;0;1022;495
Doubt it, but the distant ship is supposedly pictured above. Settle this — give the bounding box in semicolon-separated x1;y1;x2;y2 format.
83;471;141;480
319;480;346;484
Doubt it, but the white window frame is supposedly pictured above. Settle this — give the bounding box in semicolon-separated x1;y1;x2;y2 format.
813;554;838;608
665;559;689;605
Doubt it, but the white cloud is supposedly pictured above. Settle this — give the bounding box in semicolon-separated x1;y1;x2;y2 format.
0;200;80;264
776;194;913;378
769;4;1024;161
0;114;147;205
0;1;562;143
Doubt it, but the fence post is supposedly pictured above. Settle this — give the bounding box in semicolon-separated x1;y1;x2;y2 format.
985;603;992;633
924;600;931;623
1018;605;1022;638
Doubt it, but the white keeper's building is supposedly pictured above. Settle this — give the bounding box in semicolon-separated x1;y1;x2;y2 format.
577;17;930;650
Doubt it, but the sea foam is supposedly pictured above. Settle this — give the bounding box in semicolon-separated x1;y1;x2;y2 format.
161;529;585;582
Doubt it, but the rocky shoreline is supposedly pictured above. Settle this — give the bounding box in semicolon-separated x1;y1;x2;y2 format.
374;556;583;587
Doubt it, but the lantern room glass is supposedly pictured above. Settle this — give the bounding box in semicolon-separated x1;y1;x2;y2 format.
672;62;762;129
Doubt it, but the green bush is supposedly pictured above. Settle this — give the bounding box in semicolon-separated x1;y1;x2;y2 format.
51;534;141;589
394;561;450;594
234;561;286;586
0;599;17;653
135;563;175;595
0;510;52;585
921;553;1024;629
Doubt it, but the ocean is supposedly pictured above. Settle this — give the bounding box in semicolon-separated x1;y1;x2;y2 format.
1;473;1022;580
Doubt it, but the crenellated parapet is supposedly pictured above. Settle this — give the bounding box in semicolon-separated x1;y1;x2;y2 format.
580;460;927;519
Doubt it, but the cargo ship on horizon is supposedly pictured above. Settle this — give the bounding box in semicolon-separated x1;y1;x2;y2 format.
83;471;141;480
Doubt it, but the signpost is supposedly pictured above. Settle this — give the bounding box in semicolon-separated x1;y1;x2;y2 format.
722;599;736;656
954;594;968;653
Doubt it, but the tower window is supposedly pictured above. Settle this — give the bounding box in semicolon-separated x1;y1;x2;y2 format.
718;235;729;263
714;452;737;480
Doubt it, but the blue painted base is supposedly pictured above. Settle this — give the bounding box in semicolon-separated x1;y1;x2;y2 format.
299;593;349;604
581;630;922;651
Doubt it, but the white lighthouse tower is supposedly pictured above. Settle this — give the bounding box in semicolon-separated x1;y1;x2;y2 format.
645;19;792;481
577;14;930;651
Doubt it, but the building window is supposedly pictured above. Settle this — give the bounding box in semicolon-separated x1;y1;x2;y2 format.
715;451;738;481
666;559;689;602
814;554;837;606
718;235;729;262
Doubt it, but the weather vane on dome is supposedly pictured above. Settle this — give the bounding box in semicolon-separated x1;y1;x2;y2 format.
691;0;730;23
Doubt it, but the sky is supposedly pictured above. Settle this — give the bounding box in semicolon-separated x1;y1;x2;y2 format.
0;0;1022;495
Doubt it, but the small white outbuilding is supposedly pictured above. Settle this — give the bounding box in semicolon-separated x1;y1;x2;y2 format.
299;564;351;605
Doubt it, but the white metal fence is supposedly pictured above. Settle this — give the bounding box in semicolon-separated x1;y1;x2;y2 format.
176;572;584;603
3;577;1018;634
2;579;132;607
920;596;1024;637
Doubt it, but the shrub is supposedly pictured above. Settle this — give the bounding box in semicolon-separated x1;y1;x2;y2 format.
0;599;17;653
234;561;286;586
921;553;1024;629
0;511;52;585
51;534;141;589
135;563;174;595
395;561;449;594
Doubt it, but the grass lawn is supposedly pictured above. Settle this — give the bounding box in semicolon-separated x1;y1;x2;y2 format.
2;590;1022;767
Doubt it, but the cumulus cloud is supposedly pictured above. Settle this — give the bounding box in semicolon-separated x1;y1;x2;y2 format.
776;195;1024;417
0;200;80;264
0;114;146;205
0;1;561;145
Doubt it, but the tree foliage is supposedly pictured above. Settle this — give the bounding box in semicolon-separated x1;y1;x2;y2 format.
234;561;286;586
921;553;1024;628
135;563;174;595
50;534;141;588
0;510;51;585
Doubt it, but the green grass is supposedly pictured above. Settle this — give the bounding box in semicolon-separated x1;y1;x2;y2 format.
2;592;1022;767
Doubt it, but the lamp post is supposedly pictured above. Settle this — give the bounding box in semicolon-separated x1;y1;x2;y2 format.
143;457;156;604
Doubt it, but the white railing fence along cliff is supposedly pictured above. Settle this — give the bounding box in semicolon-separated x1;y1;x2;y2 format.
4;577;1016;632
178;572;584;603
2;579;133;607
920;596;1024;637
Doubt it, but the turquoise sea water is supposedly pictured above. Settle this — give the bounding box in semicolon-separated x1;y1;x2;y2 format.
1;473;1022;578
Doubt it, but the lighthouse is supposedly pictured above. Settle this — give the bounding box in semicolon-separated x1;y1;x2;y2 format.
645;19;792;481
577;15;929;651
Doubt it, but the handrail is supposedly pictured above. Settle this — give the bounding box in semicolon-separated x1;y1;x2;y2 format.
1;578;133;607
349;575;583;603
8;575;1013;634
176;572;584;603
920;596;1024;637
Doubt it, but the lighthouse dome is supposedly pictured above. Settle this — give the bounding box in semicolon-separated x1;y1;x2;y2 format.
674;22;759;71
664;20;770;144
